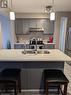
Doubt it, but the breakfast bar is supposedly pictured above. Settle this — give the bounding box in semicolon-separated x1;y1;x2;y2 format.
0;49;71;91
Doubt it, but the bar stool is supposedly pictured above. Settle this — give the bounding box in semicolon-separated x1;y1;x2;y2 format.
0;68;21;95
44;69;69;95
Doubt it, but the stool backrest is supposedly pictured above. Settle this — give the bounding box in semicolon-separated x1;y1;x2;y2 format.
1;68;21;77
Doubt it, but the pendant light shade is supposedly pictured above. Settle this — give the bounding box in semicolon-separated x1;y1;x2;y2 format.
10;0;15;20
45;0;55;21
10;11;15;20
50;12;55;20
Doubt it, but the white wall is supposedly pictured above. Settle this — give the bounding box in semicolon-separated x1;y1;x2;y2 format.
0;14;10;49
59;17;67;52
54;14;61;49
54;12;71;49
10;21;17;48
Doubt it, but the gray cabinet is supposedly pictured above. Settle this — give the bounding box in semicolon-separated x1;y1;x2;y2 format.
36;19;44;28
44;44;55;49
14;44;29;49
14;44;24;49
23;19;29;34
15;19;29;35
43;20;54;35
29;19;37;28
15;19;23;35
15;18;54;35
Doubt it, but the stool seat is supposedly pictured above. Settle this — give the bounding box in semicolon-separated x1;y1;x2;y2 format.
0;68;21;95
44;69;69;95
44;69;69;83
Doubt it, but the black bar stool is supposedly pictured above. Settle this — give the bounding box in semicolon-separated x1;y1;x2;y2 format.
0;68;21;95
43;69;69;95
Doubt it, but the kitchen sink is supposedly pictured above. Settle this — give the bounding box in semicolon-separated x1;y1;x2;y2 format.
22;50;36;54
37;50;50;54
22;50;50;54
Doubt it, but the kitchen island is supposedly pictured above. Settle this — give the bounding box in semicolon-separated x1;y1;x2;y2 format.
0;49;71;91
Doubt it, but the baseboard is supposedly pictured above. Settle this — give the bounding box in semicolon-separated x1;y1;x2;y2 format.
21;89;71;95
21;89;44;92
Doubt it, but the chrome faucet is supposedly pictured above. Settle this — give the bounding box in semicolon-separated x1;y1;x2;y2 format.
24;44;26;54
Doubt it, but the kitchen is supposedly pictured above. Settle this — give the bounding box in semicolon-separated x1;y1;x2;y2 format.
14;18;55;50
0;0;71;95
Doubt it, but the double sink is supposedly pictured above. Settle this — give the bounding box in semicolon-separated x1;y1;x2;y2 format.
22;50;50;54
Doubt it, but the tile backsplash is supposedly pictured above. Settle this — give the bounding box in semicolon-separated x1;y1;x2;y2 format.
16;32;53;43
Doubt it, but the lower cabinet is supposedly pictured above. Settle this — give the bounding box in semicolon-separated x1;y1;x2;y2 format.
43;44;55;49
14;44;29;49
14;43;55;49
14;44;24;49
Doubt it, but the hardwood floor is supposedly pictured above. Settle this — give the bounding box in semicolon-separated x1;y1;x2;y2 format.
17;92;71;95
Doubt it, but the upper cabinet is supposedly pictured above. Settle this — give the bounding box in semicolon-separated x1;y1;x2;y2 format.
15;18;30;35
36;19;44;28
15;18;54;35
29;19;37;28
23;19;30;34
15;19;23;35
43;19;54;35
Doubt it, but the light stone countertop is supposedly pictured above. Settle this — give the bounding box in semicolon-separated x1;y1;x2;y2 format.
0;49;71;61
14;43;55;45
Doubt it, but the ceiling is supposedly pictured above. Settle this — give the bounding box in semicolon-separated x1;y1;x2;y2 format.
10;0;71;13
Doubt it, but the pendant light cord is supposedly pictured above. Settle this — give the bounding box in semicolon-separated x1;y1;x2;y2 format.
11;0;12;10
52;0;54;11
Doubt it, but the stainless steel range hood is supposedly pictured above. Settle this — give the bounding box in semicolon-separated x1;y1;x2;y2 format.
29;28;44;32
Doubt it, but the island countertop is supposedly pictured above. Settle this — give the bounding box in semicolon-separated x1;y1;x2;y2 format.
0;49;71;61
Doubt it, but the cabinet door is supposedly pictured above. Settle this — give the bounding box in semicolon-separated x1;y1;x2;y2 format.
50;21;54;35
29;19;37;28
23;19;29;34
44;44;55;49
43;19;54;35
14;44;24;49
43;19;50;34
36;19;44;28
15;19;23;35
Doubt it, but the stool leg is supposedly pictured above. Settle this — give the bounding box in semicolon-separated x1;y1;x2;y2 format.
58;85;60;94
64;83;68;95
46;81;48;95
18;77;21;93
14;83;17;95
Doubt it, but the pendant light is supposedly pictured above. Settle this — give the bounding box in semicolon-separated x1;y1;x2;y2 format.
50;0;55;20
50;12;55;20
10;0;15;20
10;11;15;20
